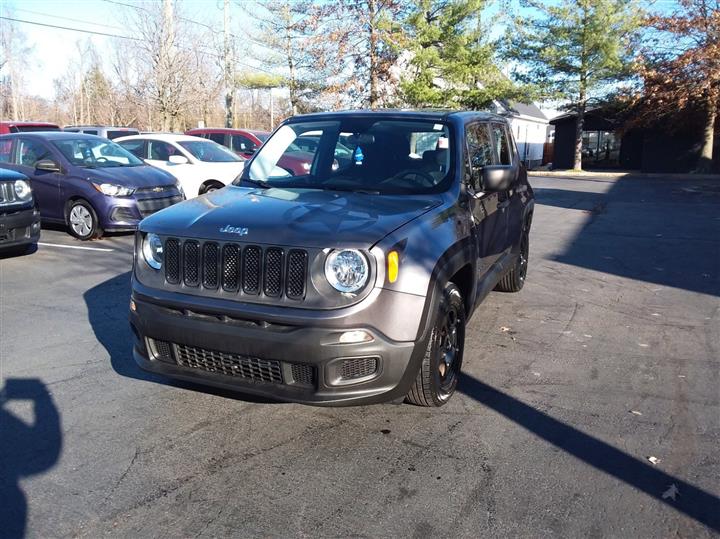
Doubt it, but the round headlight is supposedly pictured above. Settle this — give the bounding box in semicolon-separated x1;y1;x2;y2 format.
14;179;32;201
142;233;163;270
324;249;369;293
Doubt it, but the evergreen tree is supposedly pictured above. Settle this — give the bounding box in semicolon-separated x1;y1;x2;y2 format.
401;0;521;110
506;0;642;170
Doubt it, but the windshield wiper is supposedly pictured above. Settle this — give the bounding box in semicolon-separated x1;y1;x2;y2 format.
242;178;270;189
325;186;380;195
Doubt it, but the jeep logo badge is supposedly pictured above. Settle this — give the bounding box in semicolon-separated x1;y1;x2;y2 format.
219;225;248;236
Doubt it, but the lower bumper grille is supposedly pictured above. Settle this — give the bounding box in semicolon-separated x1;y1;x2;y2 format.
136;195;183;217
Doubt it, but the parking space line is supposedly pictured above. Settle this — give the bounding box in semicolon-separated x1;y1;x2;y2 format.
38;242;115;252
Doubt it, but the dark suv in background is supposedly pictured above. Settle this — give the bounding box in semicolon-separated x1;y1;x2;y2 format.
0;132;182;240
132;110;534;407
0;168;40;254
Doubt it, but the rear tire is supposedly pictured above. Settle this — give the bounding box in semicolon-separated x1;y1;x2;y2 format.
406;282;466;407
66;200;102;240
496;226;529;293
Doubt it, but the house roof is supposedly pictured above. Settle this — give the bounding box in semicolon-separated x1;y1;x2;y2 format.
498;100;547;121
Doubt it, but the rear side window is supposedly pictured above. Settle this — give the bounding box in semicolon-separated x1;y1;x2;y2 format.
107;130;139;140
83;130;98;135
17;139;53;167
118;139;146;159
491;123;512;165
207;133;226;146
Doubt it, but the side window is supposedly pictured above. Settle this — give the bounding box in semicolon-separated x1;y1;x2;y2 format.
491;123;512;165
465;123;493;189
16;138;52;167
83;129;98;135
0;139;13;163
208;133;226;146
148;141;177;161
232;135;257;153
118;139;146;159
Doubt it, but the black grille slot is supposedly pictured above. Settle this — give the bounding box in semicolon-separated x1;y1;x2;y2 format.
174;344;283;384
263;248;283;297
222;244;240;291
202;243;219;289
242;246;261;294
291;363;315;386
286;250;307;299
148;338;174;363
165;239;180;284
341;357;378;381
136;195;183;217
183;241;200;286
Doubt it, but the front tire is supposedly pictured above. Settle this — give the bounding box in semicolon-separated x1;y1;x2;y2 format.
406;282;466;407
66;200;102;240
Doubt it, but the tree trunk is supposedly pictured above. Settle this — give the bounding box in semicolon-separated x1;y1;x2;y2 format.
573;104;585;170
696;98;716;173
368;0;379;108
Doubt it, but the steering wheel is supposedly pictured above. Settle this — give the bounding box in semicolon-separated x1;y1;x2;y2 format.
95;156;109;163
381;169;436;188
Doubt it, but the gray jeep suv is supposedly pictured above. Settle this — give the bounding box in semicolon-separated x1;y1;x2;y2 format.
129;110;534;406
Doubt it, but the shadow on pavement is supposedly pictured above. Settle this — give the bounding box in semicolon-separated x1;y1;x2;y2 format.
459;373;720;533
0;378;62;539
83;271;279;404
533;176;720;296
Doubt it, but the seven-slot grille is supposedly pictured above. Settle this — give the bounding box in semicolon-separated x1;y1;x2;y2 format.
0;181;24;206
164;238;308;301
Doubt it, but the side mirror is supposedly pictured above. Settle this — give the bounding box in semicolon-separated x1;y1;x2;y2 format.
481;165;513;191
35;159;61;173
168;155;189;165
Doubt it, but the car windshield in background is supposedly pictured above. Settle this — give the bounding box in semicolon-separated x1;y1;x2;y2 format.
243;119;452;195
253;132;269;142
52;138;144;168
178;141;242;162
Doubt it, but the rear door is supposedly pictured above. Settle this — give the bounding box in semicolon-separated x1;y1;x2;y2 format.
465;122;506;279
11;137;64;220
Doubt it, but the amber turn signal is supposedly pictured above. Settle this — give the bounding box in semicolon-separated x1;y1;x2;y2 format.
387;251;399;283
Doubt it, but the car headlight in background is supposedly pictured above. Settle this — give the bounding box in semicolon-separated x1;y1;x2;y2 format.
142;233;163;270
92;182;135;196
324;249;369;293
13;179;32;201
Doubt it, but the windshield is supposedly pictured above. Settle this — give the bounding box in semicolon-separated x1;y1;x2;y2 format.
241;119;452;195
178;140;242;162
52;138;144;168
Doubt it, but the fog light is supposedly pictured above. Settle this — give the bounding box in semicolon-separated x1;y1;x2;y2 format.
338;330;373;344
130;299;137;312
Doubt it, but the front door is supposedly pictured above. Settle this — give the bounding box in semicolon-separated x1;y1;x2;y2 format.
465;122;507;279
12;138;64;220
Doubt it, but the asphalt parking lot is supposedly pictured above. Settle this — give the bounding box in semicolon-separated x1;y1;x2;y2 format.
1;174;718;538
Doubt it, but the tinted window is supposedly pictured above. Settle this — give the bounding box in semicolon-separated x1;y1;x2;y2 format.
0;140;13;163
231;135;258;153
14;125;61;133
17;139;53;167
245;119;453;195
118;139;146;159
178;141;242;162
465;123;494;189
491;123;512;165
107;130;139;140
83;130;98;135
207;133;226;146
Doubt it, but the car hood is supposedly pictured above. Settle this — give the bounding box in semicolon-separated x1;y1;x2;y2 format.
83;165;176;187
140;186;442;248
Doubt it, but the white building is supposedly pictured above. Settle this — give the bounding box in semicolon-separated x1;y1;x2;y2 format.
490;100;549;169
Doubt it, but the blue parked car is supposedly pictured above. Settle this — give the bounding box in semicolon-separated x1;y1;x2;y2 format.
0;132;183;240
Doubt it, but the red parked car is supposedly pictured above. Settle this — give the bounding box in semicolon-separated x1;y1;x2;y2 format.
186;127;313;176
0;121;61;135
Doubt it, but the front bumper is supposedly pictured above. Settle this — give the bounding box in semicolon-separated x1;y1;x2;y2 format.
0;207;40;249
129;285;433;406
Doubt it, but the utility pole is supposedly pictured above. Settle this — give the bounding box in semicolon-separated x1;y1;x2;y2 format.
224;0;234;128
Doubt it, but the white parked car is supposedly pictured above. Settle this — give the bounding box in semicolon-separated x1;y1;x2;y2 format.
115;134;246;198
